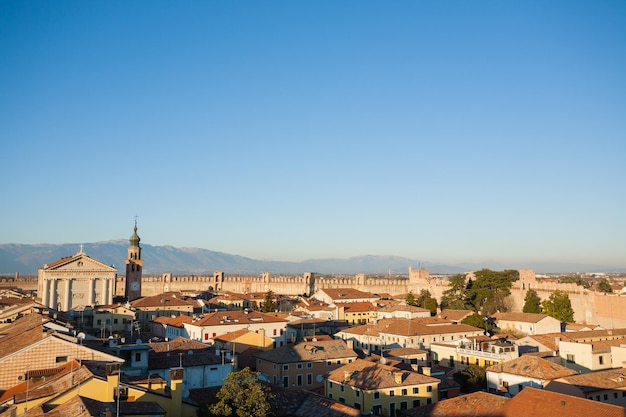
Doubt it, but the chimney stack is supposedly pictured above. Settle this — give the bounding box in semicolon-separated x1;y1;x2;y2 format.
393;371;404;385
169;368;184;417
422;366;431;376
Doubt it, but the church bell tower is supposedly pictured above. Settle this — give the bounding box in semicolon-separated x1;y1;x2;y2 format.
125;221;143;301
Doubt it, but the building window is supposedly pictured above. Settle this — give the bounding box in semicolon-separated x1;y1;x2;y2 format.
413;387;419;394
55;356;68;363
329;382;333;388
599;356;604;365
427;398;432;404
135;352;141;362
297;363;303;369
374;392;380;400
339;397;345;403
402;389;407;396
566;354;575;363
307;374;312;385
273;364;277;370
297;375;303;386
413;399;420;407
283;376;289;388
389;390;395;397
604;394;608;400
400;401;408;410
114;318;118;324
307;362;312;368
340;384;344;392
327;361;332;366
427;386;433;392
356;390;360;397
204;334;209;341
283;364;289;371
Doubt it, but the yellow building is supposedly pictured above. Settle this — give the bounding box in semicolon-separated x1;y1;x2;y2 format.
325;358;439;416
4;362;197;417
336;302;379;325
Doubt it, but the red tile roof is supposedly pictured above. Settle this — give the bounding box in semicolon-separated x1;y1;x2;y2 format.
191;310;288;327
486;355;578;380
403;391;509;416
493;312;551;323
327;359;440;390
499;386;626;417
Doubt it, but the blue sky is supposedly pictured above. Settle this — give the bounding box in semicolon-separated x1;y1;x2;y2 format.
1;1;625;268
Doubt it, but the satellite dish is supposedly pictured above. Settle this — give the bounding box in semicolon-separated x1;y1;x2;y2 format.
380;357;387;364
188;350;193;355
136;338;142;345
316;374;323;383
77;332;86;340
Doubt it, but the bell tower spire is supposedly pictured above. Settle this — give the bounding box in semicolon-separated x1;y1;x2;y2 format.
125;219;143;301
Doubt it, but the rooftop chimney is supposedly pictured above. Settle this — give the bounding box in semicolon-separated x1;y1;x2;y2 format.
393;371;404;385
344;371;352;382
422;366;431;376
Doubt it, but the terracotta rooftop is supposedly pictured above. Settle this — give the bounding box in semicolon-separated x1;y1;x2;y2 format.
551;367;626;392
486;355;578;380
403;390;509;416
437;309;474;322
327;359;440;390
336;301;379;312
498;386;626;417
493;312;551;323
566;328;626;341
191;310;288;327
291;391;361;417
255;339;357;364
522;332;574;351
147;336;209;353
0;314;48;360
130;292;197;308
213;328;251;343
378;304;431;313
151;315;192;327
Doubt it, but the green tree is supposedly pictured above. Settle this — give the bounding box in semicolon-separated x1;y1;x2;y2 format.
522;289;542;314
405;291;417;306
597;278;613;293
461;313;493;334
415;289;438;315
453;365;487;393
260;290;278;313
441;274;471;310
202;368;273;417
466;269;519;315
541;290;574;322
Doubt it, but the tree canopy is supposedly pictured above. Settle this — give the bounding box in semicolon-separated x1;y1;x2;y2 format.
461;313;493;334
260;290;278;313
466;269;519;315
597;278;613;293
407;289;437;315
541;290;574;322
522;289;542;314
441;274;471;310
201;368;273;417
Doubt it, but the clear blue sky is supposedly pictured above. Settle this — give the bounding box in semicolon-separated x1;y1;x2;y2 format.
1;1;625;268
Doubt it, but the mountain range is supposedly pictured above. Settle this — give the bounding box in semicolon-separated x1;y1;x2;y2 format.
0;241;623;276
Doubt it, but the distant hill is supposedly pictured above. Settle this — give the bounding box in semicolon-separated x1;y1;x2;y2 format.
0;241;623;276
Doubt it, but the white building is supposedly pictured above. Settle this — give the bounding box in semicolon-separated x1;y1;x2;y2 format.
492;312;562;335
38;246;116;312
486;355;578;396
183;310;289;347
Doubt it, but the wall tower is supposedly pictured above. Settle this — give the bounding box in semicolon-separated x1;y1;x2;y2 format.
125;221;143;301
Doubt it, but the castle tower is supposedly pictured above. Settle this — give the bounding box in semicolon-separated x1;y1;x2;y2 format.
125;221;143;301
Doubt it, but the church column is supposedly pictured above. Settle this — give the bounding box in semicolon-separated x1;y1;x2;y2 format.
108;277;114;304
102;278;109;305
63;279;72;311
41;279;49;307
49;279;57;310
88;278;95;306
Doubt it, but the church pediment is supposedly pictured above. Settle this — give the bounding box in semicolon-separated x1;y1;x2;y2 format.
42;253;116;272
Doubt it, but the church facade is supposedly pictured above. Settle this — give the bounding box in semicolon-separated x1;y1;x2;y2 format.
37;246;117;311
